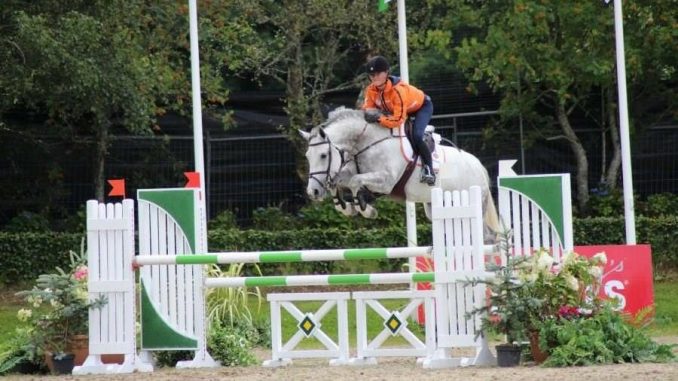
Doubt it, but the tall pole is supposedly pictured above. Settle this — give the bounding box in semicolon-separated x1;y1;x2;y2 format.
612;0;636;244
396;0;417;252
188;0;208;221
189;0;205;192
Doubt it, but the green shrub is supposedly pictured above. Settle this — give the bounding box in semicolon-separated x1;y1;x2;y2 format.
251;207;297;230
207;322;258;366
4;212;52;233
207;209;238;230
0;232;82;283
1;216;677;283
540;305;675;366
153;350;192;368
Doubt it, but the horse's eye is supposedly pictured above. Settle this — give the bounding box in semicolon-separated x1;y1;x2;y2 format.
320;153;327;159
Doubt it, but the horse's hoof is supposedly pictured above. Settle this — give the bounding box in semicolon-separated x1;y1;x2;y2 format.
359;207;378;219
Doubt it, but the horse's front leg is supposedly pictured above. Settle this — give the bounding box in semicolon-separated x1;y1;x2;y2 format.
330;187;358;217
347;172;393;219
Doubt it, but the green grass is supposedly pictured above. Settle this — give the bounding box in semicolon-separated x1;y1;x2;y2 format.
2;280;677;353
642;280;678;336
268;297;426;349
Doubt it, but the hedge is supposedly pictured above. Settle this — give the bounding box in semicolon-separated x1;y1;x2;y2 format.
1;216;676;283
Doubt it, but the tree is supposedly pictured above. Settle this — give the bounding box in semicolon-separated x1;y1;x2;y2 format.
429;0;676;212
0;1;234;201
214;0;398;177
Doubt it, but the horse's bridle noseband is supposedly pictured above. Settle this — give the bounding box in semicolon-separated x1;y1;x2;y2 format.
307;130;349;190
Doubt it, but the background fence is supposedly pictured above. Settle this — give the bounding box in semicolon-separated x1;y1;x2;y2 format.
1;111;676;227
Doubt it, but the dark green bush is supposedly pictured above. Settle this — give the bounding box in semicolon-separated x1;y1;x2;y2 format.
207;322;258;366
1;216;677;283
540;305;675;366
0;232;83;283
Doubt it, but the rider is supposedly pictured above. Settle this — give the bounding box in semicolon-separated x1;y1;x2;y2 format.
361;56;436;185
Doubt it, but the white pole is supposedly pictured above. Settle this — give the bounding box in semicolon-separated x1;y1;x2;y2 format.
189;0;207;200
396;0;418;276
612;0;636;244
188;0;209;252
396;0;417;247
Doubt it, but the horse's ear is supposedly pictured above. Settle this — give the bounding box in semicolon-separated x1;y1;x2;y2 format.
299;129;311;141
318;128;326;139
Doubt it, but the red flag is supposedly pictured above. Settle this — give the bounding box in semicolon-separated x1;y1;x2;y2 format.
108;179;126;198
184;172;201;188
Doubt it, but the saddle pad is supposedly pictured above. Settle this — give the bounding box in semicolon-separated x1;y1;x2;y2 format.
396;125;444;171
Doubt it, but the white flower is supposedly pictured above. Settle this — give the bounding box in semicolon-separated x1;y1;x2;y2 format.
589;266;603;279
564;274;579;291
536;252;554;273
562;252;576;266
593;252;608;265
17;308;32;322
74;288;89;302
32;296;43;308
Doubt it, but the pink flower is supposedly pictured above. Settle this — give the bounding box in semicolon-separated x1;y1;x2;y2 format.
74;266;88;281
558;305;582;320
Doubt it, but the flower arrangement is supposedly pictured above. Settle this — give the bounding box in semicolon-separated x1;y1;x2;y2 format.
14;249;106;360
466;230;607;346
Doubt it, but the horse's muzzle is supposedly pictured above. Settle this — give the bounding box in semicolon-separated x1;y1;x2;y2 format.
307;185;325;201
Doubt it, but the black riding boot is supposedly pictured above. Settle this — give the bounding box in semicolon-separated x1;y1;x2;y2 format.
416;139;436;186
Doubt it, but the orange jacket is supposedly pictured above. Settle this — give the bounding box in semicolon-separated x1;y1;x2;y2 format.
361;76;425;129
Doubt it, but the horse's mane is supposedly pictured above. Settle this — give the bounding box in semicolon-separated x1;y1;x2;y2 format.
324;106;364;128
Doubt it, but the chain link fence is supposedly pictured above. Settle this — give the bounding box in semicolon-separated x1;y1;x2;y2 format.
1;114;676;226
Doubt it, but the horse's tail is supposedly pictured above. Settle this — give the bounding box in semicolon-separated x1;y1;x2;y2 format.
483;191;500;236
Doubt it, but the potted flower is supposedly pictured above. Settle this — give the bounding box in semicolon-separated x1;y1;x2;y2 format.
466;231;532;367
466;230;607;366
15;249;106;374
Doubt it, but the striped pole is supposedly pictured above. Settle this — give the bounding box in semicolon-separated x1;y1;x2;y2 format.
204;272;436;288
134;246;433;266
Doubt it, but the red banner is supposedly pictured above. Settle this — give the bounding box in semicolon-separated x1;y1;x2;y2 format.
416;244;654;323
575;244;654;318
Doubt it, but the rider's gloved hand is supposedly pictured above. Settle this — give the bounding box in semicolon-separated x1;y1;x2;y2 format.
364;109;383;123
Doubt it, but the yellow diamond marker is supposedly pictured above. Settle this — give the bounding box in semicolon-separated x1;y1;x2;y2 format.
384;313;402;335
298;315;317;337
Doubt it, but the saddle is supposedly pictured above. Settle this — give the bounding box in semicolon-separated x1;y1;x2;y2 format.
389;120;440;200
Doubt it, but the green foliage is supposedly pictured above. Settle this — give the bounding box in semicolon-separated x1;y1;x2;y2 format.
0;232;83;283
0;327;46;375
469;230;607;343
431;0;677;209
251;207;298;230
153;350;192;368
207;210;239;230
297;197;427;230
205;263;264;326
587;190;678;218
540;305;676;366
207;322;258;367
3;214;678;283
14;248;106;356
4;212;52;233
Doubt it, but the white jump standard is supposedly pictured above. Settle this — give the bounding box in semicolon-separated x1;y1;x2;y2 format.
76;160;573;373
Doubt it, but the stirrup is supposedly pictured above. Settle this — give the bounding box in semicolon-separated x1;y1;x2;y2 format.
420;166;436;186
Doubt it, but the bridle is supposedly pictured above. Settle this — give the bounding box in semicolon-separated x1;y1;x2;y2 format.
307;129;350;189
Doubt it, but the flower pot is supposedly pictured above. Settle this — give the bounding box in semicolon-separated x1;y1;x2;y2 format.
51;353;75;375
495;343;522;367
528;331;549;364
68;334;89;366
